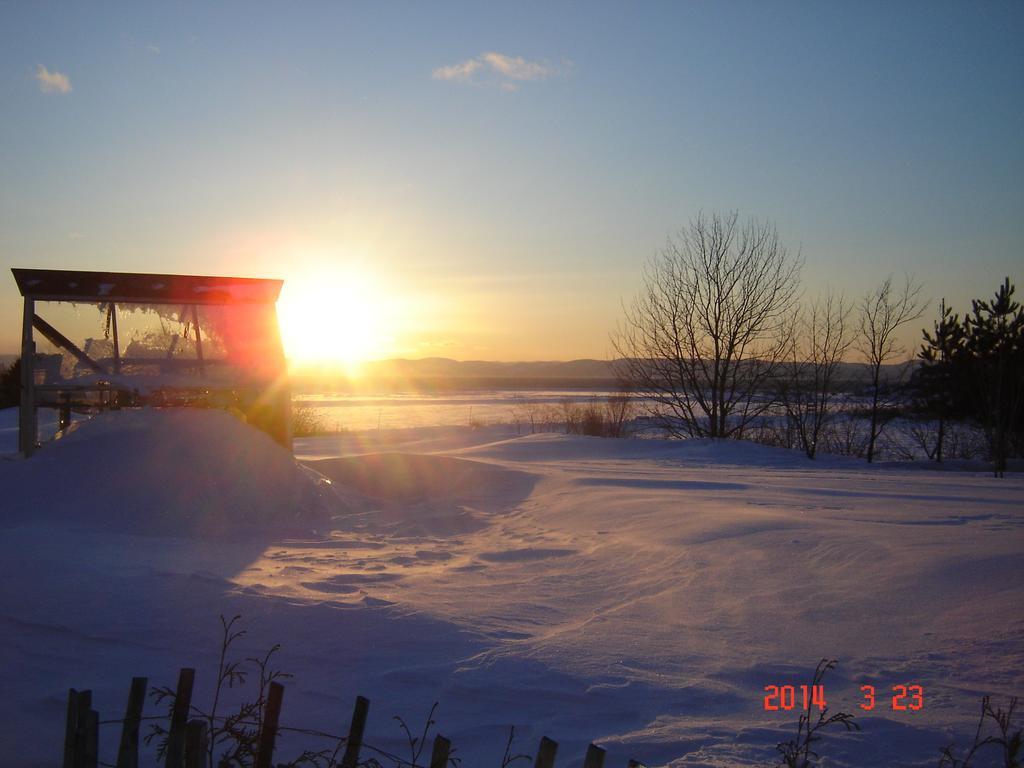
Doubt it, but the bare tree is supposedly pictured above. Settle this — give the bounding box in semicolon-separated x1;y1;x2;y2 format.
855;275;927;462
612;211;802;438
778;293;853;458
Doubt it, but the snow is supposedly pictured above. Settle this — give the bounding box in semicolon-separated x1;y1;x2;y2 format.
1;408;1022;767
0;409;359;536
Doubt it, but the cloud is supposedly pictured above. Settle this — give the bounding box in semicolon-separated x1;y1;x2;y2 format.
432;52;567;89
480;52;550;81
432;59;483;82
35;64;71;94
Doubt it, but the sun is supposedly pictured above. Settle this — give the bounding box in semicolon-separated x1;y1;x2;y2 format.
276;266;389;370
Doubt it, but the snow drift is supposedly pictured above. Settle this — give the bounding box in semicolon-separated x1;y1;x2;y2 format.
306;452;538;535
0;408;361;537
1;415;1022;767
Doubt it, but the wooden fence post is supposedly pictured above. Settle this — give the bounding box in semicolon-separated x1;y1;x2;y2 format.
255;681;284;768
116;676;148;768
534;736;558;768
165;668;195;768
339;695;370;768
63;689;99;768
57;679;640;768
63;689;81;768
184;719;209;768
75;690;94;768
83;706;99;768
429;734;451;768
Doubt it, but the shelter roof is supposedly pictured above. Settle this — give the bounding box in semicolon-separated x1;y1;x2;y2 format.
11;268;283;305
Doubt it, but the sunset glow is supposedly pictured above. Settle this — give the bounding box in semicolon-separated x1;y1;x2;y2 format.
276;265;393;370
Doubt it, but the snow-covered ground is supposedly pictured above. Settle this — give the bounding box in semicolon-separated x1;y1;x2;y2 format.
0;408;1021;767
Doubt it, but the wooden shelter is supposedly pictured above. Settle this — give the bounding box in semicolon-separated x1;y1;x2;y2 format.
12;268;291;455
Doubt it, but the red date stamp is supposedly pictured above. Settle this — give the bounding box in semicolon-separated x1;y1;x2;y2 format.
763;683;924;712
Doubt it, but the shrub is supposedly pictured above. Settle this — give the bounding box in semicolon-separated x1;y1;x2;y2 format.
561;395;636;438
292;403;339;437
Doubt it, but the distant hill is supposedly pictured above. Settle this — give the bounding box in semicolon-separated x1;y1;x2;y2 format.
292;358;623;392
291;357;914;393
359;358;618;379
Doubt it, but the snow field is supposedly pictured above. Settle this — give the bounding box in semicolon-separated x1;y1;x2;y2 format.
0;410;1021;766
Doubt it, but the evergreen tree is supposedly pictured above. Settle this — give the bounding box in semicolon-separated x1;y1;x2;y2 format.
916;299;967;462
964;278;1024;477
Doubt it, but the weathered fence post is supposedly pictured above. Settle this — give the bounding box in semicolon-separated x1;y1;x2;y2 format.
75;689;94;768
58;679;642;768
116;676;148;768
534;736;558;768
429;734;451;768
164;668;195;768
254;681;284;768
63;689;98;768
184;719;209;768
582;743;605;768
82;704;99;768
63;689;81;768
339;695;370;768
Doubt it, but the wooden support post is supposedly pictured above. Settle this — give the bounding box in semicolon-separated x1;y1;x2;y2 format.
19;297;36;456
534;737;558;768
339;695;370;768
165;668;195;768
255;681;284;768
116;676;148;768
191;306;205;377
110;302;121;375
429;735;451;768
184;720;209;768
583;744;605;768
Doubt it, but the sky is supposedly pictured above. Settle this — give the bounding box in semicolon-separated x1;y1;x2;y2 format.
1;1;1022;365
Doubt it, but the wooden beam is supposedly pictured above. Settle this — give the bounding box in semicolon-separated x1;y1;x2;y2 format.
31;314;106;374
109;303;121;374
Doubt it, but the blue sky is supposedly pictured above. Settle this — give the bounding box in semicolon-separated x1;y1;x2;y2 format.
1;1;1021;362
